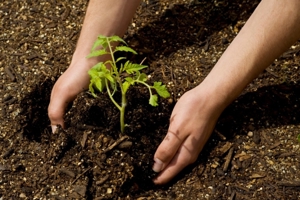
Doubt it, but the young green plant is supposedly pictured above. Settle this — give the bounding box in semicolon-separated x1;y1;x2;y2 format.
87;35;170;133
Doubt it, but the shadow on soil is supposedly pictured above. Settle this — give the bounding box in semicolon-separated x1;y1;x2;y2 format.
216;81;300;138
126;0;260;62
21;77;54;141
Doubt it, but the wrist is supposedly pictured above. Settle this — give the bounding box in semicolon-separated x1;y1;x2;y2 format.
193;83;232;117
69;51;111;70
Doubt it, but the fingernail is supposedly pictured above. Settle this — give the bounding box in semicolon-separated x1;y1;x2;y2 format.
51;125;57;133
152;158;163;172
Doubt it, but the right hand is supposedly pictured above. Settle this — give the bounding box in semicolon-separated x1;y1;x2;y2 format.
152;85;224;184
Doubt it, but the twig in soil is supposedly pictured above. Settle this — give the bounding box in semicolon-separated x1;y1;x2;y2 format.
80;131;89;148
168;64;178;98
59;167;75;178
4;97;16;105
277;180;300;187
215;130;227;141
4;66;16;82
223;147;234;172
265;190;278;200
3;94;12;102
161;65;166;78
277;152;296;158
76;124;103;131
269;141;281;150
230;191;236;200
96;174;110;186
2;148;14;159
102;135;129;154
71;167;91;185
233;185;250;192
265;68;279;78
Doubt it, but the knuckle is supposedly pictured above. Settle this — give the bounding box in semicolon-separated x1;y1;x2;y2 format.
155;144;179;164
179;150;197;165
157;148;173;161
47;106;62;122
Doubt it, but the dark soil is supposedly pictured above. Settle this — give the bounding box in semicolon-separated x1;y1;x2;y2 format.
1;0;300;199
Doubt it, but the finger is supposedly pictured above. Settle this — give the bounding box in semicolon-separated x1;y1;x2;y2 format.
152;128;188;173
48;81;77;132
48;90;69;132
153;123;214;184
153;136;198;185
48;66;90;133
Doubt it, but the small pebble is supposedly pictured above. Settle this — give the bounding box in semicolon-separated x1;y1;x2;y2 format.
19;193;26;198
118;141;132;149
107;188;112;194
168;98;173;104
247;131;253;137
73;185;87;197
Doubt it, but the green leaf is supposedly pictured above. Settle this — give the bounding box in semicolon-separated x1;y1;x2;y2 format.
91;36;107;51
88;62;113;93
109;81;117;95
149;94;158;106
89;62;110;74
104;73;115;83
103;60;114;69
109;35;126;44
100;63;109;71
123;61;148;74
123;81;131;93
93;62;103;71
87;49;109;58
138;73;148;82
96;71;106;79
153;82;170;98
88;81;96;96
89;75;106;95
298;134;300;143
88;67;98;79
116;57;126;63
94;78;105;92
125;77;134;84
115;46;137;54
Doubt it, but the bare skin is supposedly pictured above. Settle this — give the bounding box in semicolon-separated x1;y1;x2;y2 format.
152;0;300;184
48;0;300;185
48;0;141;131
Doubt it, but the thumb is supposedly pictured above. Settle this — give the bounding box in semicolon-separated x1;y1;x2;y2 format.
152;99;191;174
152;129;184;173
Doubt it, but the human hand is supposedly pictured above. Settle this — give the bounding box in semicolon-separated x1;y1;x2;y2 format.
152;86;224;184
48;59;94;133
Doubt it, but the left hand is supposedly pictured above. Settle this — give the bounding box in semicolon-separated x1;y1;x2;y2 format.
152;86;223;184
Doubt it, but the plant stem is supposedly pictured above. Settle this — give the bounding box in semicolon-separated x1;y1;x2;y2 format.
105;79;121;111
135;80;153;97
120;93;127;133
107;38;124;94
107;38;126;133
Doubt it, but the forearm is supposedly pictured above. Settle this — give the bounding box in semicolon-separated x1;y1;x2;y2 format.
71;0;141;65
200;0;300;110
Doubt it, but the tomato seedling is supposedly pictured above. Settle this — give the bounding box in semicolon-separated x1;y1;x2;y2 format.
88;35;170;133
